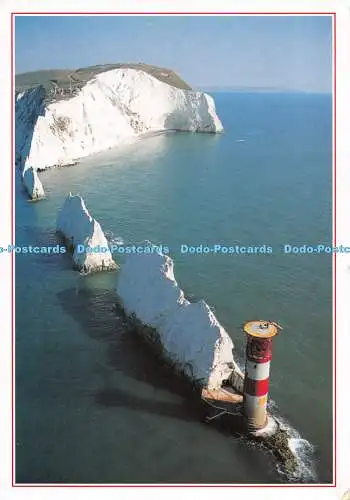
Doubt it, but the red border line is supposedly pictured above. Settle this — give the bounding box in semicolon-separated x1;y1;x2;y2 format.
11;11;337;488
11;11;15;489
12;483;337;488
12;12;336;15
332;12;337;488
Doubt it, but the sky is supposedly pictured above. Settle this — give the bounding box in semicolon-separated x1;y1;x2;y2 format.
15;15;332;92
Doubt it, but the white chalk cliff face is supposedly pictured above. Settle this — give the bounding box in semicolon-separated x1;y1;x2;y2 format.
22;166;45;200
116;250;243;390
56;193;117;273
15;86;46;168
16;68;224;171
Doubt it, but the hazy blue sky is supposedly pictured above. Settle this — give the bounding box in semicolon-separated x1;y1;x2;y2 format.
15;15;332;92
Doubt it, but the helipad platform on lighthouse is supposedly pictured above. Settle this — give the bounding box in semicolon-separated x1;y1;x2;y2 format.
243;320;280;338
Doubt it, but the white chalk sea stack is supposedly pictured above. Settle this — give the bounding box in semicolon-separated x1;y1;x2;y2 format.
15;68;223;172
22;166;45;200
116;249;243;390
56;193;117;273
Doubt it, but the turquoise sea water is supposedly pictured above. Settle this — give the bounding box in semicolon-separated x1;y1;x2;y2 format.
15;92;332;483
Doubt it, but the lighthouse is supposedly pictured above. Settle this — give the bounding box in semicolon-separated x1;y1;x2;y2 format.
242;320;281;433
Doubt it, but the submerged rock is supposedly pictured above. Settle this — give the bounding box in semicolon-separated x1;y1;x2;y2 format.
263;426;299;474
56;193;117;273
22;166;45;200
116;249;243;390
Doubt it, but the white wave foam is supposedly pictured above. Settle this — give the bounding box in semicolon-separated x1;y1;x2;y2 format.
110;236;124;245
274;414;317;482
104;230;124;246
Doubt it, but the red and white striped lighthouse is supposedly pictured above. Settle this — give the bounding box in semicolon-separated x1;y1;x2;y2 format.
242;320;281;432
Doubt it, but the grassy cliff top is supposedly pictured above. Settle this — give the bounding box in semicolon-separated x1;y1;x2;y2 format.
15;63;192;102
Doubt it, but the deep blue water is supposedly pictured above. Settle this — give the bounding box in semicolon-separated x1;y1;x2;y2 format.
16;92;332;483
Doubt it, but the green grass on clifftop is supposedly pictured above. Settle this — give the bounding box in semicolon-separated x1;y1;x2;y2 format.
15;63;192;102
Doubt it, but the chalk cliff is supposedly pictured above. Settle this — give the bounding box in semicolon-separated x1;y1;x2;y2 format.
56;193;117;273
116;250;243;390
15;86;46;169
22;166;45;200
15;67;223;171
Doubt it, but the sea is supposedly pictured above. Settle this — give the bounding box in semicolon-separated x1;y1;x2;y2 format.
15;91;333;484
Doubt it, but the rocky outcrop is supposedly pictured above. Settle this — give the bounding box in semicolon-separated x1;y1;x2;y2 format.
22;166;45;200
56;193;117;273
116;249;243;390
